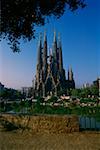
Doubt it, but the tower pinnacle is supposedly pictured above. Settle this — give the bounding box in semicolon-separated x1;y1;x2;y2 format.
44;30;47;42
43;31;47;82
37;33;42;67
68;66;73;81
53;30;58;76
54;30;56;42
58;33;63;72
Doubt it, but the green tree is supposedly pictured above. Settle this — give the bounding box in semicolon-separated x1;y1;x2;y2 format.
71;88;82;98
48;96;58;104
0;88;23;100
37;97;44;104
0;89;11;99
90;85;99;97
71;89;79;97
12;102;20;112
19;100;26;113
80;88;91;98
0;0;86;52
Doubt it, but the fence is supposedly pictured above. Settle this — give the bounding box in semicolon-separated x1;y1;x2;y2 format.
79;116;100;131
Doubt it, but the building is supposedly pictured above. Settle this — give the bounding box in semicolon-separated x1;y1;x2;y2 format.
83;83;90;88
93;78;100;89
21;87;32;98
93;77;100;96
33;32;75;97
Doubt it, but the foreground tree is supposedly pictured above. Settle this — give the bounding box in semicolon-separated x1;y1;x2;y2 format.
0;0;86;52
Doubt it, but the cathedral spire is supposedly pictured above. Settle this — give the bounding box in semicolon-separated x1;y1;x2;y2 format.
37;33;42;69
43;31;47;61
53;30;58;75
35;33;43;95
68;66;73;81
44;30;47;42
58;33;63;72
43;31;47;82
54;30;56;42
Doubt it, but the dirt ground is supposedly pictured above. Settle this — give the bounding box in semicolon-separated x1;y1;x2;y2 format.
0;130;100;150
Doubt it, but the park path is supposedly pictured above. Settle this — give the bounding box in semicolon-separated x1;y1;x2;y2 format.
0;130;100;150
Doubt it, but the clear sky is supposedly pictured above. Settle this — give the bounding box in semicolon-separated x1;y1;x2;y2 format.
0;0;100;89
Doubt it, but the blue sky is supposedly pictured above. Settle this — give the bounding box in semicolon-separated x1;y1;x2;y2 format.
0;0;100;89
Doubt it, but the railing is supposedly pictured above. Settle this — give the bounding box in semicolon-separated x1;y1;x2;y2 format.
79;116;100;131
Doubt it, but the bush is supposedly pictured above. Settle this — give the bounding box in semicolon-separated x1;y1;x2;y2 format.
37;97;44;104
48;96;58;103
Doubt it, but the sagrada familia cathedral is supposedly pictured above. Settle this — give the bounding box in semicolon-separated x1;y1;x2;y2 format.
33;32;75;97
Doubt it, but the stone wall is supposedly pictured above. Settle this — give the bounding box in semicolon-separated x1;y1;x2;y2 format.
0;114;79;133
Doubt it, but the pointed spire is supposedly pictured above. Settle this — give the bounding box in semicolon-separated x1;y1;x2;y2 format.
43;30;47;60
43;30;48;82
52;30;58;76
58;32;62;48
54;30;56;42
68;66;73;81
53;30;57;54
44;30;47;42
36;33;43;87
69;65;73;74
37;32;42;66
58;33;63;72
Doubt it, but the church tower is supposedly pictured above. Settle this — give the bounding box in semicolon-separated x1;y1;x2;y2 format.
43;31;47;82
35;33;43;96
52;31;58;79
42;31;48;97
67;66;75;89
68;66;73;81
34;32;75;97
58;33;63;73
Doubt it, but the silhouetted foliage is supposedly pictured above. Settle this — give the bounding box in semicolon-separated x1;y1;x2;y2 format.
0;0;86;52
0;88;23;100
